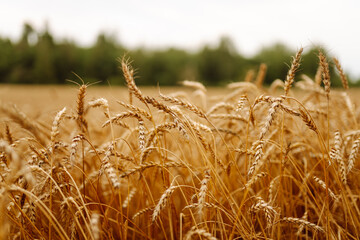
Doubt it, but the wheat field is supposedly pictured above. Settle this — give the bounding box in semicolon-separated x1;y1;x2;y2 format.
0;51;360;240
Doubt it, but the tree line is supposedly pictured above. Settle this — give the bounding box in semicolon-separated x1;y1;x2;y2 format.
0;23;357;87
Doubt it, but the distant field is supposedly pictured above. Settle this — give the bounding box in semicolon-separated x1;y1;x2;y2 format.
0;84;358;116
0;84;233;121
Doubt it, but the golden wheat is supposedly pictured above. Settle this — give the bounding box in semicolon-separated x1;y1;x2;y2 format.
0;52;359;239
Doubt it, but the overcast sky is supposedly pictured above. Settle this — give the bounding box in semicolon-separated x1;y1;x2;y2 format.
2;0;360;78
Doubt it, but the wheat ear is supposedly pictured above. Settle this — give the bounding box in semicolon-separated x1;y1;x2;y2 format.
5;124;13;145
184;227;217;240
197;170;211;216
259;101;280;140
318;51;331;98
313;176;337;200
76;84;88;132
181;80;207;92
333;57;348;90
248;140;264;176
50;107;67;144
280;217;324;233
102;143;120;189
296;211;308;235
250;196;278;227
122;187;137;208
159;93;206;119
121;58;146;103
152;178;178;222
348;137;360;173
299;108;317;132
90;212;100;240
245;172;267;189
284;47;303;96
69;134;85;164
255;63;267;88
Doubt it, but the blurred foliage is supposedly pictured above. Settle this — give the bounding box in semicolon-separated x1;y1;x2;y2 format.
0;22;358;87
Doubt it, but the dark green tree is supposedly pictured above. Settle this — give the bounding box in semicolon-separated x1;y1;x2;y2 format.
53;40;83;84
0;38;15;83
9;23;36;83
33;25;56;84
197;36;245;85
130;48;194;85
85;33;123;83
253;43;293;85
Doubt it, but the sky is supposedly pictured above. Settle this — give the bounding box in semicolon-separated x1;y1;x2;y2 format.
2;0;360;79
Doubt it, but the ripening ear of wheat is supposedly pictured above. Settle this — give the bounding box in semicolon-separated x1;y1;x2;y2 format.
0;51;359;240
